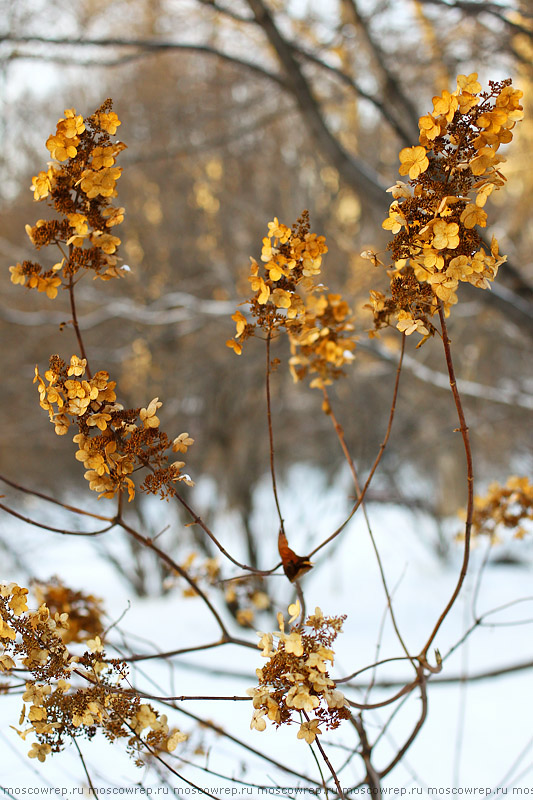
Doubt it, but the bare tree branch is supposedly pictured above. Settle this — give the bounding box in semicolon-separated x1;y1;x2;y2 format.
4;283;533;411
362;337;533;411
290;43;414;145
3;34;533;334
418;0;533;37
244;0;390;211
0;35;289;90
0;290;235;329
342;0;421;142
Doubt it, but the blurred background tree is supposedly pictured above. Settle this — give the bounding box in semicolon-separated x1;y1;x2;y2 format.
1;0;532;586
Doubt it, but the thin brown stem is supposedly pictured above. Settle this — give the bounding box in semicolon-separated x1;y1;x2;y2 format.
347;678;419;710
266;329;284;529
166;705;326;787
72;737;97;795
138;455;266;575
420;304;474;661
321;384;359;488
126;636;258;662
94;686;252;702
309;335;405;557
352;714;381;791
303;711;345;799
308;739;330;798
336;655;412;683
0;474;114;521
368;691;412;754
126;639;231;662
322;382;415;669
0;501;114;536
120;719;218;799
67;272;91;379
294;579;306;626
378;674;428;779
340;655;533;689
174;489;275;574
139;452;271;575
117;517;231;640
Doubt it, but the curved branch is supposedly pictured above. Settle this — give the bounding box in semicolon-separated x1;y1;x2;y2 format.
0;35;289;90
378;676;428;779
342;0;420;141
417;0;533;37
117;517;233;640
420;304;474;660
0;474;114;521
309;335;405;557
244;0;390;211
0;502;115;536
361;337;533;410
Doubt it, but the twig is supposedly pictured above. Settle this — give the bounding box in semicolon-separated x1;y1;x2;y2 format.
352;714;381;791
163;704;326;787
67;272;91;378
303;711;345;799
126;639;245;663
346;680;420;710
173;489;275;574
0;502;114;536
309;334;405;557
72;737;97;795
378;675;428;779
265;329;284;530
420;304;474;661
117;517;233;641
322;382;415;668
0;473;114;521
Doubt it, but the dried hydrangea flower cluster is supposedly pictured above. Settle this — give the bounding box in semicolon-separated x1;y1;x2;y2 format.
33;353;194;500
366;74;523;340
464;476;533;541
227;211;356;387
0;582;186;764
247;604;350;743
32;578;105;645
11;102;195;501
10;102;126;290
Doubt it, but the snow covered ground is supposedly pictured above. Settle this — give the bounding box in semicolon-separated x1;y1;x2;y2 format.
1;465;532;795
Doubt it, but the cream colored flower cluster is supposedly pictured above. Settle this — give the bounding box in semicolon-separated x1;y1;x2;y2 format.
247;604;349;743
0;583;187;764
